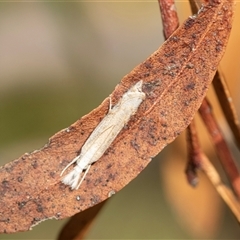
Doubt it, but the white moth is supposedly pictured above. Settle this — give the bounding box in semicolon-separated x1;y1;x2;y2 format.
61;80;146;190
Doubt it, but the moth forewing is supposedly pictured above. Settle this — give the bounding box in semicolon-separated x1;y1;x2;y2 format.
61;80;146;189
80;125;116;165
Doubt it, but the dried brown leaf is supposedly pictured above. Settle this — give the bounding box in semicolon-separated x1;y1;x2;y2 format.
0;0;234;233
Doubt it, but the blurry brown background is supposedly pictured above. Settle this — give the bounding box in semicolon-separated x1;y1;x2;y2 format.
0;1;240;239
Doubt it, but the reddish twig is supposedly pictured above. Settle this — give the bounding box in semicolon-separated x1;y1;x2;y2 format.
212;70;240;150
160;0;240;221
186;121;240;222
158;0;179;39
199;98;240;199
186;121;202;186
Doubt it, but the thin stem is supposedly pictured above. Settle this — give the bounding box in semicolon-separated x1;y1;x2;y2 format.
186;120;240;222
158;0;179;39
199;98;240;199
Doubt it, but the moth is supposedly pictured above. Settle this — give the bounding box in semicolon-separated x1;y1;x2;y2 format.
61;80;146;190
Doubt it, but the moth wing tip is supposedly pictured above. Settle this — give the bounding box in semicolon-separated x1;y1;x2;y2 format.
61;168;82;190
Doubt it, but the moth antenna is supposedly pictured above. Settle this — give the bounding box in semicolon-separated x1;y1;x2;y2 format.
61;165;83;190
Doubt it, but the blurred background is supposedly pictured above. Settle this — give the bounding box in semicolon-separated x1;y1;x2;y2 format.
0;1;240;239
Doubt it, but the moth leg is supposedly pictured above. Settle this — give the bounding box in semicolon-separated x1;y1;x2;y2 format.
76;164;91;189
60;155;80;176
